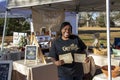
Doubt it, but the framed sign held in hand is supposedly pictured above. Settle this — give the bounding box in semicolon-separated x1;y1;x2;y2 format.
59;53;73;63
74;54;86;63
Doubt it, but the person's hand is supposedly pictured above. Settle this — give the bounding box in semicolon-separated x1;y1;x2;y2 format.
84;57;90;63
54;60;64;66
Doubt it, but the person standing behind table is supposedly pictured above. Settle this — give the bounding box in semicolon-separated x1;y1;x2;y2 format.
49;22;89;80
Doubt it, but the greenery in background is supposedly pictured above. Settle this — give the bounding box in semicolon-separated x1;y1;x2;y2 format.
0;18;4;25
0;18;4;35
18;36;27;48
96;14;106;27
79;11;120;27
96;13;115;27
0;18;30;36
0;12;120;36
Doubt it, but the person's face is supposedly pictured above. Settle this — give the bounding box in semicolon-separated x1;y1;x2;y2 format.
61;25;72;39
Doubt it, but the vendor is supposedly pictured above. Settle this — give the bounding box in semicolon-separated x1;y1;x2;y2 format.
49;22;89;80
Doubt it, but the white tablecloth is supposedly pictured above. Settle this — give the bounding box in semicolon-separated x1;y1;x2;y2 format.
89;54;120;66
12;60;58;80
93;73;120;80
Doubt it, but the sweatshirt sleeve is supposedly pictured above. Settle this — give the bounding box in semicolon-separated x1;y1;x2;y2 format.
48;41;58;60
78;36;87;51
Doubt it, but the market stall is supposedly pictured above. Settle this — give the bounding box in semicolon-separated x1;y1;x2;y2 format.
6;0;120;80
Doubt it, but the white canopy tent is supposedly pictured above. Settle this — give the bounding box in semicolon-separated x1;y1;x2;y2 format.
0;0;31;18
0;0;32;51
7;0;120;80
7;0;120;11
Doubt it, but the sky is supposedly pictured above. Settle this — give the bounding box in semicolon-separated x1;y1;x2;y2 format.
0;0;5;2
92;12;99;20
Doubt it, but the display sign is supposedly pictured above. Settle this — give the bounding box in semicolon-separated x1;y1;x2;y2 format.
24;45;38;64
0;61;12;80
59;53;73;63
74;54;86;63
13;32;27;46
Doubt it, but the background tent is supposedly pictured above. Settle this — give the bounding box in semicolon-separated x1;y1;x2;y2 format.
7;0;120;11
0;0;32;51
0;0;31;18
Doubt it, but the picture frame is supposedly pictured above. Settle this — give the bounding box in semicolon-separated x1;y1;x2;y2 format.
24;45;38;64
0;60;13;80
74;54;86;63
59;53;73;63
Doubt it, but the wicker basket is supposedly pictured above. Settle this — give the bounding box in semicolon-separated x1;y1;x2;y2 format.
93;48;107;55
101;65;120;78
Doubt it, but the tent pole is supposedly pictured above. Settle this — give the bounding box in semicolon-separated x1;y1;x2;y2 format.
76;13;79;35
1;10;8;52
106;0;112;80
29;18;34;44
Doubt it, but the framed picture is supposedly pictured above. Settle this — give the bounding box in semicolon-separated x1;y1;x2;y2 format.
59;53;73;63
74;54;86;63
0;61;12;80
24;45;38;64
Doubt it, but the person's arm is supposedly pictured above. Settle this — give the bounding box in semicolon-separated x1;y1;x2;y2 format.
50;57;64;66
49;40;64;66
77;36;90;63
80;49;89;63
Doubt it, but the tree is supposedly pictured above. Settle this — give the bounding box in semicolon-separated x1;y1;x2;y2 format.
111;11;120;21
96;13;106;27
0;18;30;36
110;11;120;27
0;18;4;35
79;12;97;27
96;12;116;27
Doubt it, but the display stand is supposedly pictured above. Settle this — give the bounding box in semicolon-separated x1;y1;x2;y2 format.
24;45;38;64
30;32;46;64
